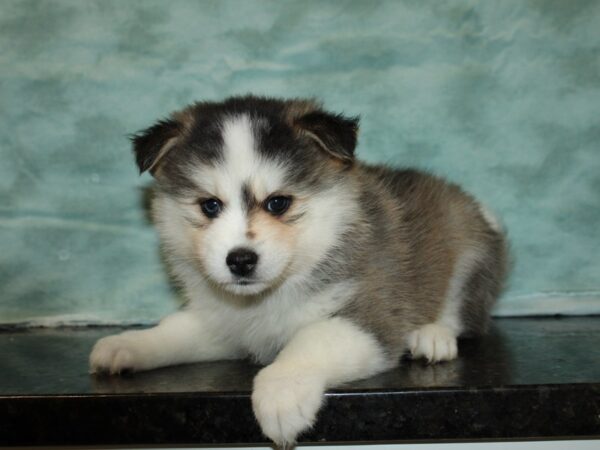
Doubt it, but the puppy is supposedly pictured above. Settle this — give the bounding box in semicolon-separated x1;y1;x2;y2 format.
90;95;508;445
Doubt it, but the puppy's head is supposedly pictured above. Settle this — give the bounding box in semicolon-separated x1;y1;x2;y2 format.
133;96;359;296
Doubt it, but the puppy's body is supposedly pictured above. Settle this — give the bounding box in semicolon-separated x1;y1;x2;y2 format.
90;96;508;445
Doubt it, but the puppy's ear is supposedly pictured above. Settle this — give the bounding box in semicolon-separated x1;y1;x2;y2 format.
295;111;359;163
131;118;182;175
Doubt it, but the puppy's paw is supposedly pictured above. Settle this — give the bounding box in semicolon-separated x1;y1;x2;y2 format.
89;332;148;374
252;363;325;446
407;323;458;363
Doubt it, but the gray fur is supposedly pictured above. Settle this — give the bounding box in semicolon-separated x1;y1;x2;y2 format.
333;167;509;358
139;95;509;361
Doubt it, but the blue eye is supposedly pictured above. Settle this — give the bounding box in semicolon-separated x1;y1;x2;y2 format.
200;198;223;218
265;196;292;216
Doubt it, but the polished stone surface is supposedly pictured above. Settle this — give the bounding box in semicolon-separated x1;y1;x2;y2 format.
0;318;599;445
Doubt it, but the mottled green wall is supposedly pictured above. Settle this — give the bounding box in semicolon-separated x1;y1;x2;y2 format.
1;0;599;324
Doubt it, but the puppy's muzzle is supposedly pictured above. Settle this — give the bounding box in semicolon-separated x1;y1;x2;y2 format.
226;248;258;277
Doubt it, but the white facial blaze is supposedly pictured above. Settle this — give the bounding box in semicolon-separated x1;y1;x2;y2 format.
197;115;291;294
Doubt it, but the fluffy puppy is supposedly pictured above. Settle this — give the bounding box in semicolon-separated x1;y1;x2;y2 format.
90;95;508;445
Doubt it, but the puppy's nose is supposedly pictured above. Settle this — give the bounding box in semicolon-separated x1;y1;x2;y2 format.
226;248;258;277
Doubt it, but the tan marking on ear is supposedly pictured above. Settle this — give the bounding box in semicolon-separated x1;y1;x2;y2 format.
150;107;197;176
283;99;320;125
299;129;330;153
148;136;179;174
285;99;356;163
172;107;196;134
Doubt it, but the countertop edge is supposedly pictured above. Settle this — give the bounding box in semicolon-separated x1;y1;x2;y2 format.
1;382;598;446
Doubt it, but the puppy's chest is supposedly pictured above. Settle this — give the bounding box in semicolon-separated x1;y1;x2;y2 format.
230;282;355;363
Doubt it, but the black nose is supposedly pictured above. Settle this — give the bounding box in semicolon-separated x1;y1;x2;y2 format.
226;248;258;277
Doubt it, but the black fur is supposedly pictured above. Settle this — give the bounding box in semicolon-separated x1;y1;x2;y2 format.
294;111;359;163
131;119;181;174
242;182;258;212
131;95;360;196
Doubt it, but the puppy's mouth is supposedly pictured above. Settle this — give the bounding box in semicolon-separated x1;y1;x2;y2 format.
220;277;271;296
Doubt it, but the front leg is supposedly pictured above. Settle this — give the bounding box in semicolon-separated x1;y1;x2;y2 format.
90;309;241;374
251;317;393;445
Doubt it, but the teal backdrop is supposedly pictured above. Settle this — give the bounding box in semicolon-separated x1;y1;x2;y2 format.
1;0;599;325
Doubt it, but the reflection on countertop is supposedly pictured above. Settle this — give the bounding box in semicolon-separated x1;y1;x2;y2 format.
1;317;599;446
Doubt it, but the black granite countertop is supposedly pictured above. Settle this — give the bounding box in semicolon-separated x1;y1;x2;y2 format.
1;317;599;446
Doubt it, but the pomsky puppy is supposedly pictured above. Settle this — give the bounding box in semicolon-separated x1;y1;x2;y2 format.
90;95;508;445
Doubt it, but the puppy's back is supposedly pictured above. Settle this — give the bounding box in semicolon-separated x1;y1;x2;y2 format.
337;165;508;357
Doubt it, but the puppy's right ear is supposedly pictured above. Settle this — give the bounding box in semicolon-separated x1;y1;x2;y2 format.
294;111;359;164
131;119;182;175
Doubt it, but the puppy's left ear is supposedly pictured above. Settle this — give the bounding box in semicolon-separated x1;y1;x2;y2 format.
295;111;359;163
131;118;182;175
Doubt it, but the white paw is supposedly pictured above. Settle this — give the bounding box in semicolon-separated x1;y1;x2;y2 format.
89;332;149;374
252;363;325;445
407;323;458;363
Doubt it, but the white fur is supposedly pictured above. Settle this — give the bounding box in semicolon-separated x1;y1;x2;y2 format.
478;202;503;233
89;282;379;444
252;317;391;444
90;111;442;445
170;115;293;295
193;115;286;201
155;114;360;297
290;184;359;274
407;247;483;363
89;112;373;442
438;248;483;335
407;323;458;363
90;278;358;370
183;279;358;364
204;116;290;293
89;310;242;373
221;115;285;197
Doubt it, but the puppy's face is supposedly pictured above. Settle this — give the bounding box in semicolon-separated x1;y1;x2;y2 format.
133;96;359;296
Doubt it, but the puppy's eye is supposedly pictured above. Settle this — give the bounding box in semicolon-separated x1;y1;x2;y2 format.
265;196;292;216
200;198;223;218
